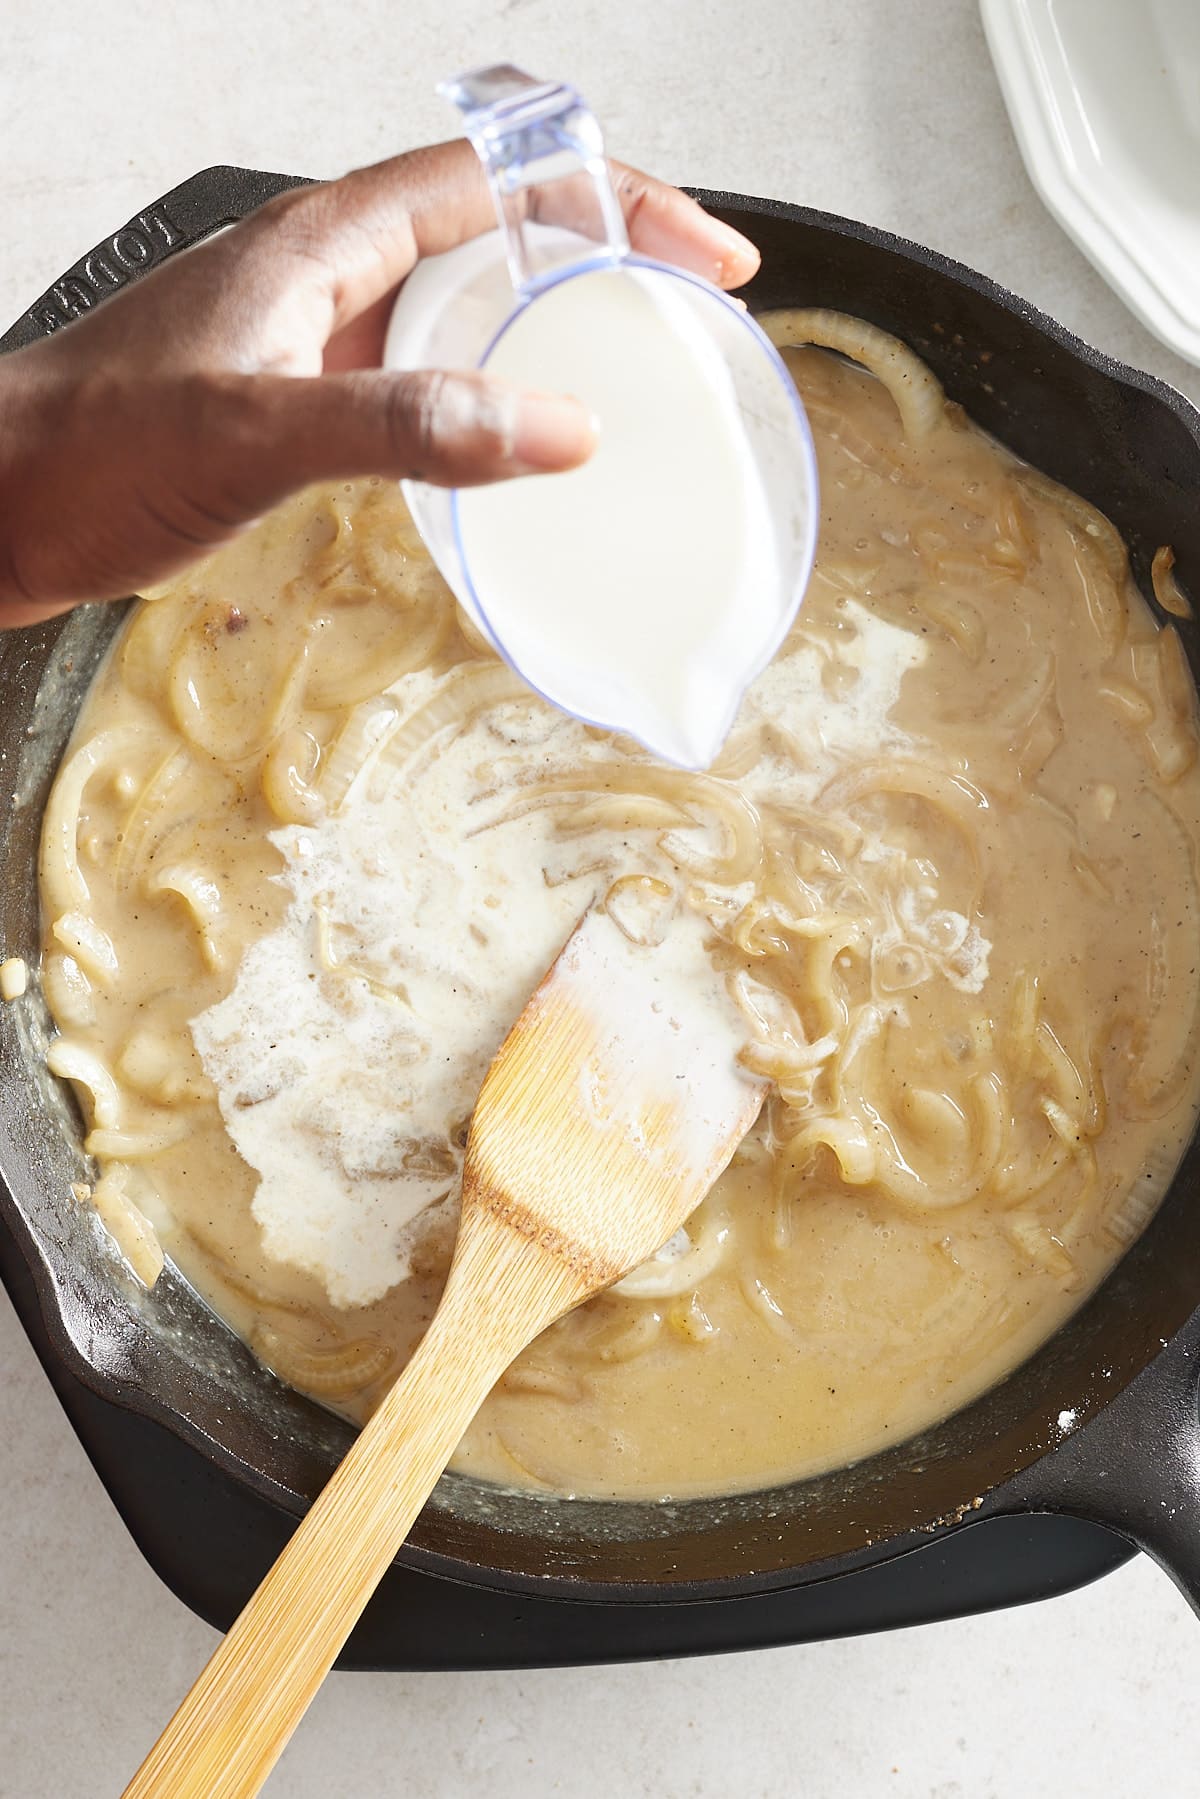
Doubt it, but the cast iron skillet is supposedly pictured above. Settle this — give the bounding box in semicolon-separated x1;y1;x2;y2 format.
2;166;1200;1615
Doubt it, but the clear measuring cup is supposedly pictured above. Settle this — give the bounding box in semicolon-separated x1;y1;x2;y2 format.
384;65;819;769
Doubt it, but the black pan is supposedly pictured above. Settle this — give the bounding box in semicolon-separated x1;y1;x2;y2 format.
3;166;1200;1626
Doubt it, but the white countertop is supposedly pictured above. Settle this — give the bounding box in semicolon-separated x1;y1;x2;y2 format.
2;3;1198;1794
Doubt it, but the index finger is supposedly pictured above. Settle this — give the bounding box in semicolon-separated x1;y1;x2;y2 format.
247;138;760;368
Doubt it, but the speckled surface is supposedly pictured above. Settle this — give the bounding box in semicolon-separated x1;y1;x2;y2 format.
2;2;1198;1794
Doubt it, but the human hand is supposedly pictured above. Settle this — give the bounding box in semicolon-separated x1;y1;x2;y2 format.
0;140;760;627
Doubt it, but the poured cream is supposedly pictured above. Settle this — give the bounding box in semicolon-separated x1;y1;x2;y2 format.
194;599;930;1310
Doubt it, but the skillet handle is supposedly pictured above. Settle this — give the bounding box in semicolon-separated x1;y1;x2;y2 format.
1004;1313;1200;1617
0;165;313;355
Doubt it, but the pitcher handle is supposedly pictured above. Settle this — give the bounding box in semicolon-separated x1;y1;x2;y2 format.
440;64;629;295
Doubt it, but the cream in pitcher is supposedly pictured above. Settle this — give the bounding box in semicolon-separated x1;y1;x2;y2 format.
383;64;819;768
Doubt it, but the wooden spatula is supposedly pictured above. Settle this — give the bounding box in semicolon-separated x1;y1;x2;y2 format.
122;907;764;1799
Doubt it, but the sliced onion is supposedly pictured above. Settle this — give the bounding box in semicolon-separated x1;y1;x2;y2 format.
1152;545;1192;620
762;308;946;442
365;663;530;800
614;1212;730;1300
250;1325;394;1399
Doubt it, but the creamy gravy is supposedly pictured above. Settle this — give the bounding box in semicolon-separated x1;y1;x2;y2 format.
38;322;1200;1499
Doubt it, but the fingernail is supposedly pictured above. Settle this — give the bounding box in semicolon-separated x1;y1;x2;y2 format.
511;391;599;472
697;215;761;288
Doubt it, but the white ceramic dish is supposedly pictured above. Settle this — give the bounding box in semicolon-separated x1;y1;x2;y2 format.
981;0;1200;366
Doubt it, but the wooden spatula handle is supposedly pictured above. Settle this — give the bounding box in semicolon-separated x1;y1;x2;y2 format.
122;1214;577;1799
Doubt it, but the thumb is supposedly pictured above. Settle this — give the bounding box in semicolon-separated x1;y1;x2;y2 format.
216;368;598;511
0;359;599;622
